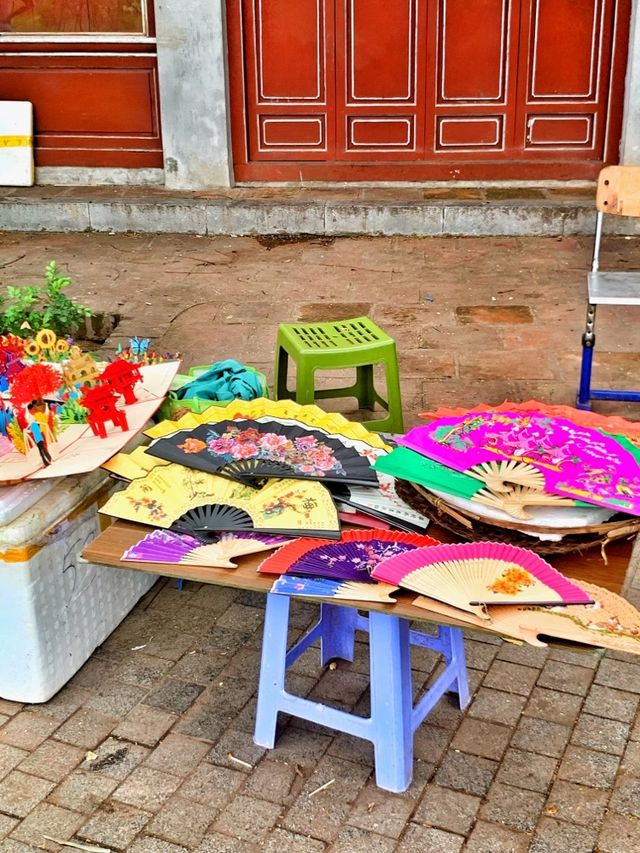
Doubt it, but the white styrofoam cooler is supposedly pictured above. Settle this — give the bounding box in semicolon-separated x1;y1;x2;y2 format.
0;471;158;703
0;101;34;186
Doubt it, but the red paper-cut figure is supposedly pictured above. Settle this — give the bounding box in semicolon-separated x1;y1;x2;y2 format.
99;360;143;405
81;384;129;438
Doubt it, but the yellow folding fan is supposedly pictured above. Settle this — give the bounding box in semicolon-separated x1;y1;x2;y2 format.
99;463;341;537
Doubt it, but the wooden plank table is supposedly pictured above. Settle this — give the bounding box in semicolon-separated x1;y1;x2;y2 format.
83;520;476;629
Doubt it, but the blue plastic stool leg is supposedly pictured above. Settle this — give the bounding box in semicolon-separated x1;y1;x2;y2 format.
442;626;471;708
319;603;358;666
254;593;290;748
368;611;413;792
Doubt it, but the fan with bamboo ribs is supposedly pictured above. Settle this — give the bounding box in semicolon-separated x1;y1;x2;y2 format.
145;419;378;486
99;463;341;538
371;541;593;619
399;411;640;515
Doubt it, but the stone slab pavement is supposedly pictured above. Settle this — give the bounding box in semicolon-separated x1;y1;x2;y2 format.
1;232;640;852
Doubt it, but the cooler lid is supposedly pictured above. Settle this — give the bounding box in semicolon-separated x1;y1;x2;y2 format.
0;479;59;527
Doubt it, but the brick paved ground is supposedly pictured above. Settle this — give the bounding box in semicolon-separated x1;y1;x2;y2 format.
1;232;640;851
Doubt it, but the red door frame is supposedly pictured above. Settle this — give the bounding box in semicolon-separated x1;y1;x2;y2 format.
227;0;631;182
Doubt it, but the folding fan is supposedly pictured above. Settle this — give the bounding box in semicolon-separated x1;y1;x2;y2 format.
371;541;593;619
329;483;430;532
412;582;640;655
420;400;640;444
144;398;390;450
99;463;341;537
399;411;640;515
374;446;582;521
145;419;378;486
270;574;398;604
122;529;290;568
258;528;440;582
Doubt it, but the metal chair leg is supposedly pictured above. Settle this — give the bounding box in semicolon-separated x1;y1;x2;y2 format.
577;303;597;410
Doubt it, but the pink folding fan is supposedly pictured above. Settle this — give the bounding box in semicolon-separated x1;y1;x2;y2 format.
371;540;593;619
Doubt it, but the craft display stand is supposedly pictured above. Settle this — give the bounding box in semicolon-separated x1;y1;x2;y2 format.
256;597;469;792
85;521;638;791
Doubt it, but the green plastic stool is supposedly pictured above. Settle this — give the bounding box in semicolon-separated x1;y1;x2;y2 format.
274;316;404;433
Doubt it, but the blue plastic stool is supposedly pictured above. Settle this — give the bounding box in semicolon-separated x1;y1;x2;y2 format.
254;595;470;792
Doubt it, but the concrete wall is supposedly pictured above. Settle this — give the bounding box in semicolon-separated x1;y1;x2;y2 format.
155;0;232;188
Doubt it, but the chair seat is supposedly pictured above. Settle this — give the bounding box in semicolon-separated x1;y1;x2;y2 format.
588;271;640;305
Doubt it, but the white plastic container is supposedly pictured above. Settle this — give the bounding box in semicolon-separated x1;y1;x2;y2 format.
0;101;34;186
0;471;158;703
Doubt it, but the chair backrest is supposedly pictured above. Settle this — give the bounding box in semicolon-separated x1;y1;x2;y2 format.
596;166;640;216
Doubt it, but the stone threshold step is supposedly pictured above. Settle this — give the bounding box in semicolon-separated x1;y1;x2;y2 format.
1;185;637;236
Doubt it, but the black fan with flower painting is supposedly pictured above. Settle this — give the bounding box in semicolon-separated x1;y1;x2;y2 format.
145;419;378;486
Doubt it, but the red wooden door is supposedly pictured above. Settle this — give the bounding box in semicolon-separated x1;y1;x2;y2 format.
228;0;631;181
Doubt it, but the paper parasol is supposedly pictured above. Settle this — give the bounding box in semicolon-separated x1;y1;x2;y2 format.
258;529;439;582
412;582;640;656
399;411;640;516
371;540;593;619
145;419;378;486
271;574;398;604
122;529;290;568
100;464;341;538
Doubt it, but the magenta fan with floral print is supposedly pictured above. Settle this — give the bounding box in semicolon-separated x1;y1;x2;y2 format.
398;411;640;516
146;419;378;486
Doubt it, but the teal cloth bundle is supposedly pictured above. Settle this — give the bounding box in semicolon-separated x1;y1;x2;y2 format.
174;360;265;402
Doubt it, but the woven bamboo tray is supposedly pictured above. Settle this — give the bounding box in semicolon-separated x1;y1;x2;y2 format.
395;480;640;556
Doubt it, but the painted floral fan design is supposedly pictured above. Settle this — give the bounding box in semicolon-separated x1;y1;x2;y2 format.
270;574;398;604
412;582;640;656
99;463;341;537
399;411;640;515
146;419;378;486
258;529;439;582
122;529;290;568
371;541;593;619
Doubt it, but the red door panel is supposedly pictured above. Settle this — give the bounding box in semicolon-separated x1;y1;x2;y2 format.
428;0;520;157
236;0;335;161
0;53;162;168
228;0;631;181
517;0;615;156
335;0;426;159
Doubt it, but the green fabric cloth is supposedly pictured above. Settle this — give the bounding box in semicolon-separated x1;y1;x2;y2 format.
174;360;264;402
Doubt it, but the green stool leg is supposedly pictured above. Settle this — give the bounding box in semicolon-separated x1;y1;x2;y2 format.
383;354;404;433
294;361;317;405
356;364;376;410
274;346;293;400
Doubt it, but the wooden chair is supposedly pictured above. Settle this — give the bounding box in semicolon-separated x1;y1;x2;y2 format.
577;166;640;409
